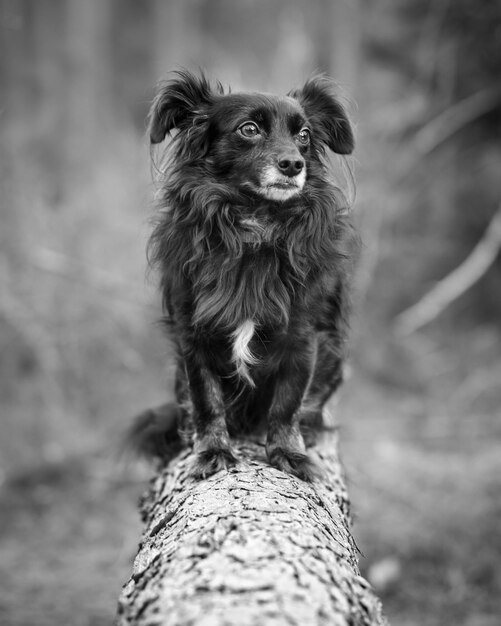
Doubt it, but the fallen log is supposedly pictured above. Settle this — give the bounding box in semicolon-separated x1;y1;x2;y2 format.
117;433;388;626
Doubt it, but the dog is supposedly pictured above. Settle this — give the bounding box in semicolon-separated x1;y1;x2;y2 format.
130;70;355;481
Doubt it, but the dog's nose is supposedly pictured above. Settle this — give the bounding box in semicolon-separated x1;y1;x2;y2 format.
277;158;304;178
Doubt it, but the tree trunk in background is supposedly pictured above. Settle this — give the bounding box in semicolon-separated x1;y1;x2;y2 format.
0;0;36;120
33;0;66;201
318;0;362;97
0;0;38;244
63;0;112;196
0;0;37;159
117;434;388;626
152;0;199;82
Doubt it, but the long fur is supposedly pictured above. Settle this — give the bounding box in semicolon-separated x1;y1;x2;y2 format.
134;70;356;481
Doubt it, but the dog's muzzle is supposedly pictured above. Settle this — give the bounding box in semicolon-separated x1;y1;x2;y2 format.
259;164;306;202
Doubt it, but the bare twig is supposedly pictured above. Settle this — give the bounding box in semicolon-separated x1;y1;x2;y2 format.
394;204;501;335
395;86;501;180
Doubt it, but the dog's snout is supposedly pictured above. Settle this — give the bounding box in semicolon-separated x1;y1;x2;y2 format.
277;157;304;178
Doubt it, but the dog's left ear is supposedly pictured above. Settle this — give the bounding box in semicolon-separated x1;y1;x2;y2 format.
290;77;354;155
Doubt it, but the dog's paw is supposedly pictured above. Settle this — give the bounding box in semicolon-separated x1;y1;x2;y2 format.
267;447;318;482
190;447;238;479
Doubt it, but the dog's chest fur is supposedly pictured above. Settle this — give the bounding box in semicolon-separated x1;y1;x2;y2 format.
192;218;301;331
190;215;306;383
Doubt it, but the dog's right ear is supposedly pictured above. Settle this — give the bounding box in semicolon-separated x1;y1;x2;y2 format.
148;70;215;144
290;76;354;155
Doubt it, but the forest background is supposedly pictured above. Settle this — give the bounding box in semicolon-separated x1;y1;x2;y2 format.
1;1;501;625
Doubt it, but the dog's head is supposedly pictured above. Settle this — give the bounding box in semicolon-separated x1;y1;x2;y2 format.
149;70;354;203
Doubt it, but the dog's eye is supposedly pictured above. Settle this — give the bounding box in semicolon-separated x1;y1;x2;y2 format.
297;128;311;145
238;122;260;138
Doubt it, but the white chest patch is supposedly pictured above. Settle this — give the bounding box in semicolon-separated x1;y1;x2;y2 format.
231;320;258;386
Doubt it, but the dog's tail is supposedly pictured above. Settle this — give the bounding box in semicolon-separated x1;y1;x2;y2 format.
122;402;183;462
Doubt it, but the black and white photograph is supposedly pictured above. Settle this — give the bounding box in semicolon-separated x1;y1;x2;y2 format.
1;2;500;625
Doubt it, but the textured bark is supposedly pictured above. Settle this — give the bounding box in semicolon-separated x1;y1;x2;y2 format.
117;434;388;626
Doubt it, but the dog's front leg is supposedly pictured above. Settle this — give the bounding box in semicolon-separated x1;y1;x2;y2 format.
266;344;317;481
183;351;237;478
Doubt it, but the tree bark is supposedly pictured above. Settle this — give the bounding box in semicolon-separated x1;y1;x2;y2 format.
117;431;388;626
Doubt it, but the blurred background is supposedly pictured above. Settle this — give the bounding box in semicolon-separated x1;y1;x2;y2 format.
1;1;500;625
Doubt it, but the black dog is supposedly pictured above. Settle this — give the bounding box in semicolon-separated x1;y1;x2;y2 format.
131;70;355;481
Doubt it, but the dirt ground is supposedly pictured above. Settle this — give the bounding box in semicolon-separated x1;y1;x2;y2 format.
1;374;500;626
